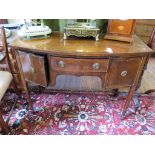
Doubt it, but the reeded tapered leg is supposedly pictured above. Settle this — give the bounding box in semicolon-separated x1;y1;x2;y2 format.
122;86;136;119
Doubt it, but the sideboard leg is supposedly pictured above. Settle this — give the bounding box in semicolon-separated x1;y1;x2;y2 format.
122;86;136;118
26;86;33;111
122;56;148;119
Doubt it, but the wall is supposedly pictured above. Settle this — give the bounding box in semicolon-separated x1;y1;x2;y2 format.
43;19;108;33
43;19;60;31
8;19;108;34
8;19;25;24
9;19;155;44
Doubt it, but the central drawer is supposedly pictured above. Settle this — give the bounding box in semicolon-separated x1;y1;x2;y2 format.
49;56;109;73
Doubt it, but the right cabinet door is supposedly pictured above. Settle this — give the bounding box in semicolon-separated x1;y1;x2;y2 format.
106;57;142;88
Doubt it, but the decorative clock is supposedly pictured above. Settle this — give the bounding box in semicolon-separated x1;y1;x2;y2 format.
104;19;136;42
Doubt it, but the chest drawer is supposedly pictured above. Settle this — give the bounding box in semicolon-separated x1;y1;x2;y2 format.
106;57;142;88
49;56;109;73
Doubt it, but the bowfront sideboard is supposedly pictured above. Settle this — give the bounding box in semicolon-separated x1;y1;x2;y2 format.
10;32;154;117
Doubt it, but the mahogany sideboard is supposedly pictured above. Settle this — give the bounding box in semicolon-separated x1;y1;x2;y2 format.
10;32;154;118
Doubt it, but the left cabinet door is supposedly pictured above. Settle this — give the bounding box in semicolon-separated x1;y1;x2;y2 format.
18;51;47;87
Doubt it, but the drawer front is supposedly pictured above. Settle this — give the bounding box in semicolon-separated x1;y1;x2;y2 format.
50;57;109;73
106;57;142;88
18;51;47;86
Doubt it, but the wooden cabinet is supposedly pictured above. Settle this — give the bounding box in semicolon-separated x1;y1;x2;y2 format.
18;51;47;87
11;32;154;117
106;57;142;88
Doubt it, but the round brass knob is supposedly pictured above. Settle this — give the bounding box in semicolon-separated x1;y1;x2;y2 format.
121;70;128;77
58;61;65;68
93;63;100;70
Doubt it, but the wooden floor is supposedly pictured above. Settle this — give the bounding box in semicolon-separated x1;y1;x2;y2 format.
138;57;155;93
50;57;155;93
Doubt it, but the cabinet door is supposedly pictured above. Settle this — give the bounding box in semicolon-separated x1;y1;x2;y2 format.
106;57;142;88
18;51;47;86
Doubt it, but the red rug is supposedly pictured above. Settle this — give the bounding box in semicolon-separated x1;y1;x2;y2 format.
1;92;155;135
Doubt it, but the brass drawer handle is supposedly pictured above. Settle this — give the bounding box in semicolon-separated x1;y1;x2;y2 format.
58;61;65;68
121;70;128;77
93;63;100;70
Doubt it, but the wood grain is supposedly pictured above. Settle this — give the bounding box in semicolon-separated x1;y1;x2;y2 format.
11;32;154;57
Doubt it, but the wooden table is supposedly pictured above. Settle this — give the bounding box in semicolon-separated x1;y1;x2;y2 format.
10;32;154;118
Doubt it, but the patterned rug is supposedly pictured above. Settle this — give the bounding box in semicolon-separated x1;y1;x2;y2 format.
1;92;155;135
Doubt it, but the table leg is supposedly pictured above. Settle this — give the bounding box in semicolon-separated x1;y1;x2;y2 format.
122;55;148;119
122;85;136;119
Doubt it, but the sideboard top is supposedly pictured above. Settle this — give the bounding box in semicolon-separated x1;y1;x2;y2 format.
11;32;154;57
